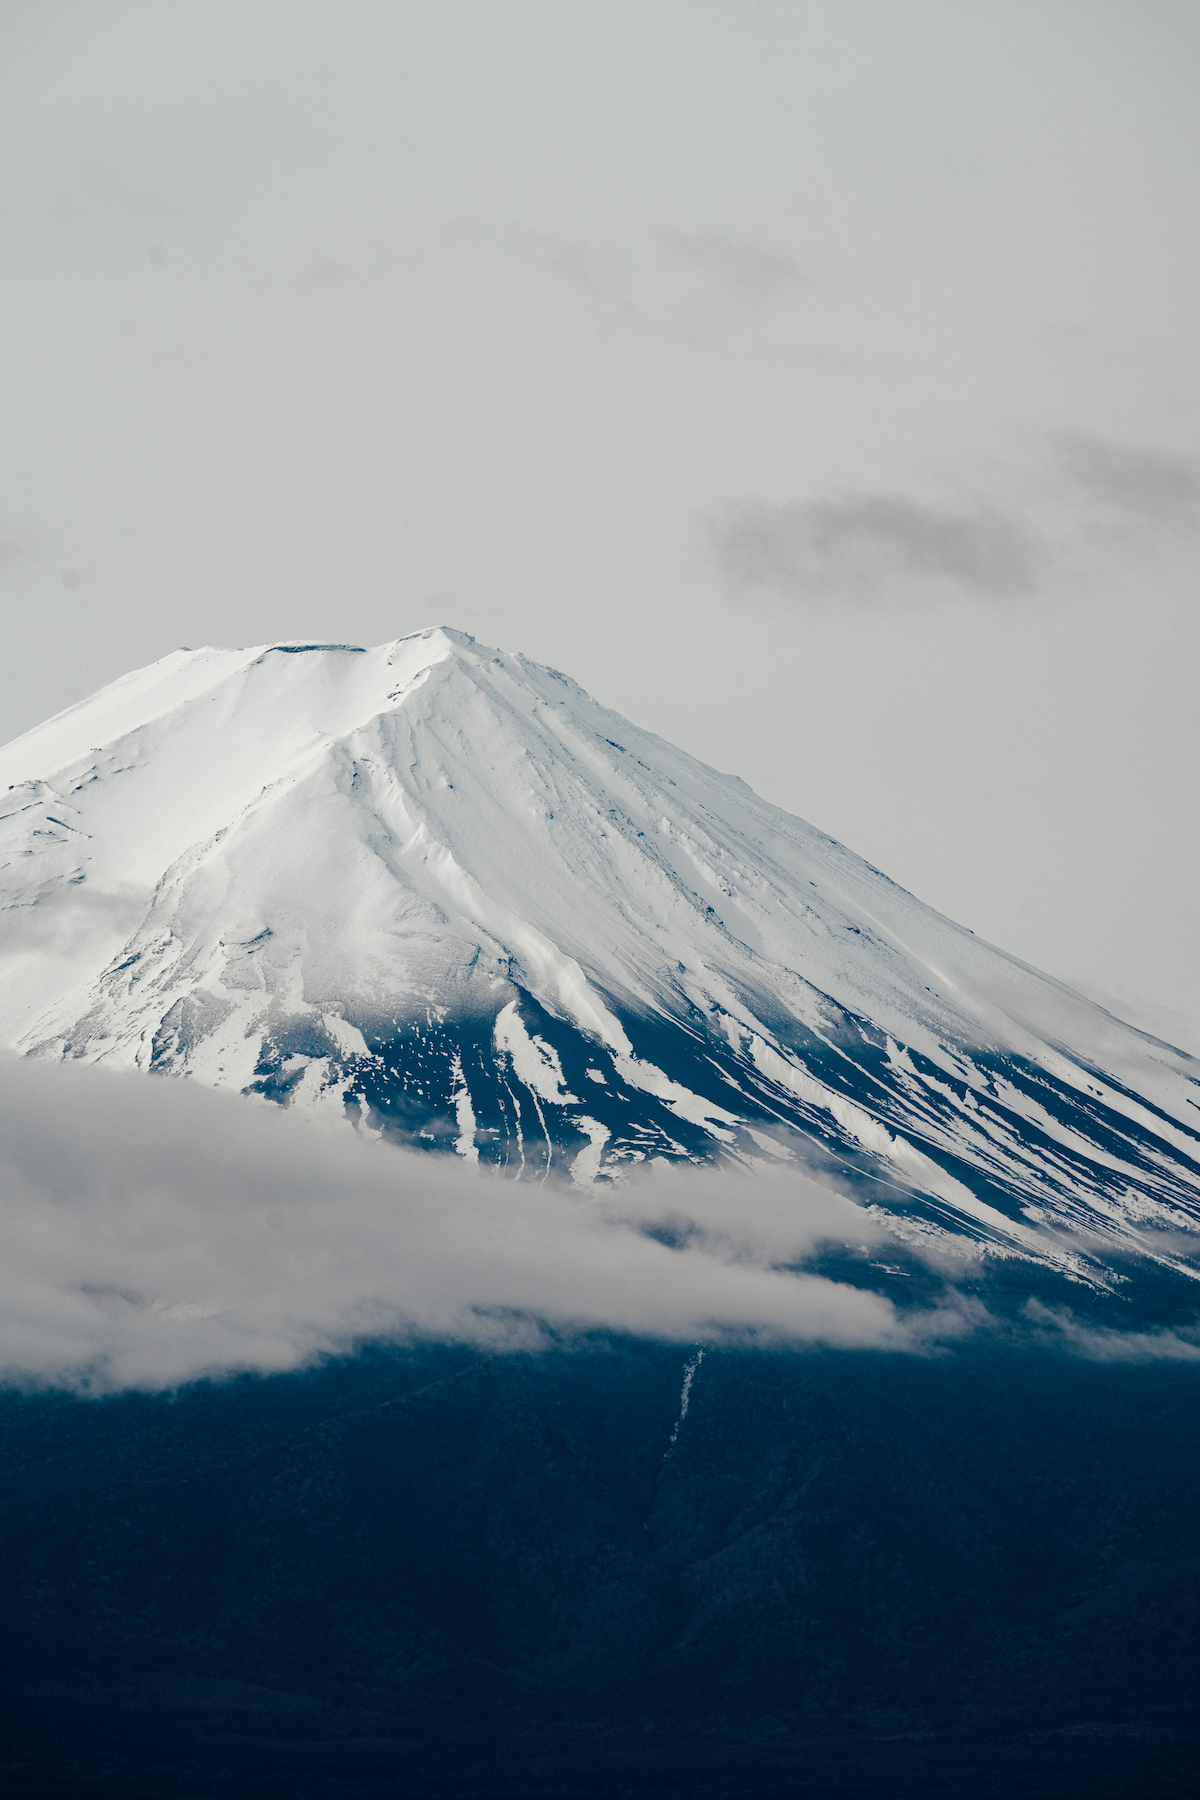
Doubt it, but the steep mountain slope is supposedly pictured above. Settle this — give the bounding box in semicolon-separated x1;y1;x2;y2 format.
2;626;1198;1280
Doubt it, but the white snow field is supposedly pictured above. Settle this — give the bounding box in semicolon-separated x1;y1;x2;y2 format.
1;626;1198;1279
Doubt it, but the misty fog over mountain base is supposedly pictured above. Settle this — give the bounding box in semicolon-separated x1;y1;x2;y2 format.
2;1341;1198;1799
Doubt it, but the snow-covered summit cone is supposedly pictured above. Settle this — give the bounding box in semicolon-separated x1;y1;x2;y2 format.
2;626;1198;1279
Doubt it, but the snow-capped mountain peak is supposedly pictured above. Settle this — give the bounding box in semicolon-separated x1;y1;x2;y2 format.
2;627;1198;1282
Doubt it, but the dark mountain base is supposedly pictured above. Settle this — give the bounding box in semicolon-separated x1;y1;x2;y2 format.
3;1701;1197;1800
1;1342;1198;1798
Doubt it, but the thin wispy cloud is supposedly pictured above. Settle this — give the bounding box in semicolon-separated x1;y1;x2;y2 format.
705;492;1043;605
1023;1299;1200;1363
655;229;803;301
1058;435;1200;532
457;213;803;344
0;541;29;572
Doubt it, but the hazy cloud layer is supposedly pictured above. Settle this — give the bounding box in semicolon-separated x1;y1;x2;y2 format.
706;493;1042;605
0;1056;969;1394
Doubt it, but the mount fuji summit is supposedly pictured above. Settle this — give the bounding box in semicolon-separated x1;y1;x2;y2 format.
2;626;1198;1282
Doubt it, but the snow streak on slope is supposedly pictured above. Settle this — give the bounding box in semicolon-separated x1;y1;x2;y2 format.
1;627;1198;1283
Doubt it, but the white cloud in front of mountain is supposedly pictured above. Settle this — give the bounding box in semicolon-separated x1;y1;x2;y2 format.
0;1054;970;1393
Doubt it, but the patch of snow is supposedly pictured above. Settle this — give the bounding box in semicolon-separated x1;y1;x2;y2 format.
664;1347;705;1460
450;1051;479;1163
323;1014;371;1060
493;1000;578;1104
570;1116;610;1187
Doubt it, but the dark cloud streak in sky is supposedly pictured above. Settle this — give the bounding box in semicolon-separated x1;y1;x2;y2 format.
706;492;1043;605
705;431;1200;609
1058;435;1200;532
655;228;803;301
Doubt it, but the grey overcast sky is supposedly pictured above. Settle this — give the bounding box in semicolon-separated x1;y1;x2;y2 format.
2;1;1198;1046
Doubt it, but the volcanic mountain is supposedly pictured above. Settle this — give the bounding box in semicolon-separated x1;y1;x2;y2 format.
2;627;1198;1282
